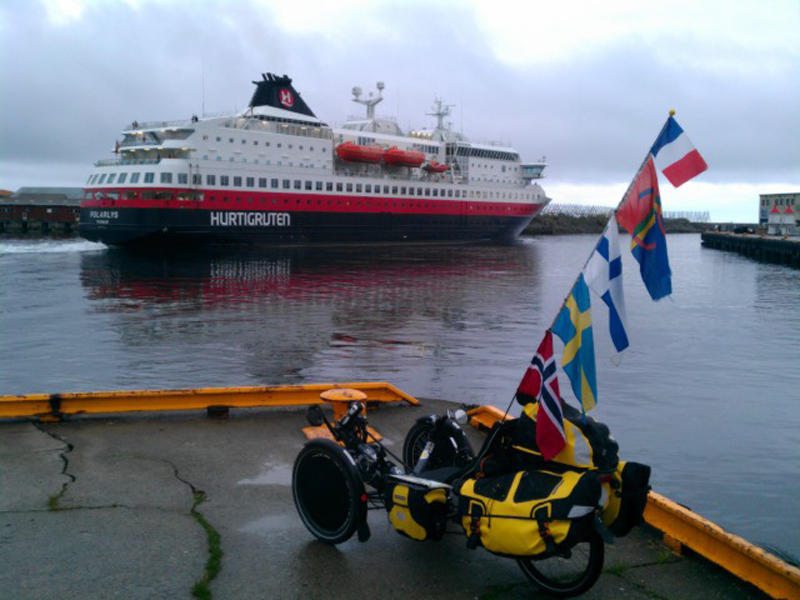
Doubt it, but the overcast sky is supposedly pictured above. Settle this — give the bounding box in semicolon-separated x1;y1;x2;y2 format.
1;0;798;221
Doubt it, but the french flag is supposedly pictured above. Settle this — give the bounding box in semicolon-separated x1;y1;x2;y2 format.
650;115;707;188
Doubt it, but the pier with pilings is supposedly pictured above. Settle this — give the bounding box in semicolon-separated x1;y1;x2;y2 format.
701;231;800;267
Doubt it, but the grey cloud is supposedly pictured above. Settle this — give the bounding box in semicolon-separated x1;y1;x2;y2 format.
0;0;797;192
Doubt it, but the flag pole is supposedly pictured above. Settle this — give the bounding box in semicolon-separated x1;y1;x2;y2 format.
545;110;675;332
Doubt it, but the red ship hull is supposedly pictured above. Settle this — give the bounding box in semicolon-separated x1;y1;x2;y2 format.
79;187;544;247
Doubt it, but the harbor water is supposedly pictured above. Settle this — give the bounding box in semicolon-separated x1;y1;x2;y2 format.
1;233;798;557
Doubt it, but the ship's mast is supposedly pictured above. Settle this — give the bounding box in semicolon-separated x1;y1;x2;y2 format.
427;98;454;133
352;81;385;120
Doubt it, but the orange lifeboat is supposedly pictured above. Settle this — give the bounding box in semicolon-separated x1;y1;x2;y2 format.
422;161;449;173
336;141;384;164
383;146;425;168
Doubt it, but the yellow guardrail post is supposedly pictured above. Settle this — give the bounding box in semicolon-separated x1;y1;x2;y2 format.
645;491;800;599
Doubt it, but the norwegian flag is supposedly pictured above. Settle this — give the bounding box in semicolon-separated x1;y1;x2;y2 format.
516;330;567;460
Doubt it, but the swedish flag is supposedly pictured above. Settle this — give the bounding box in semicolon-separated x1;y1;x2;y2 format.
552;274;597;413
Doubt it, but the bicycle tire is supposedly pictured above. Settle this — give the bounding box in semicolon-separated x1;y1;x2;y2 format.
516;529;604;597
402;420;457;471
292;439;365;544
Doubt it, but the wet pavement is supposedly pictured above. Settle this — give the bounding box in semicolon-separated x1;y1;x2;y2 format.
0;399;767;599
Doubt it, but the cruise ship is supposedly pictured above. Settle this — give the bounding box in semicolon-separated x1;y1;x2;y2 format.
79;73;550;246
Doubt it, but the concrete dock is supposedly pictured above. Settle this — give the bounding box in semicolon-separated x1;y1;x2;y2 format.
1;399;769;599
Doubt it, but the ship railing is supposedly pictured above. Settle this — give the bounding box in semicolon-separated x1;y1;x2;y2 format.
221;119;333;140
94;158;161;167
343;114;398;123
125;112;231;131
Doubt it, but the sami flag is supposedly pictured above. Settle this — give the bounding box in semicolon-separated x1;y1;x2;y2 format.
650;115;707;188
617;157;672;301
552;274;597;414
584;218;629;355
516;330;566;460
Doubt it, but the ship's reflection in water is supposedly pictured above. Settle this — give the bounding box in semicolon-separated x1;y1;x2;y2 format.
79;243;544;404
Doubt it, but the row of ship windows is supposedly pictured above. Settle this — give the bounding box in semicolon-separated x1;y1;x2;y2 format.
201;156;325;169
87;172;178;185
88;190;528;212
202;135;327;154
88;172;534;201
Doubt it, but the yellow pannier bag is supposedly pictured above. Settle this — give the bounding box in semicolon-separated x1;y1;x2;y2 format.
459;469;601;557
387;483;448;541
600;460;651;537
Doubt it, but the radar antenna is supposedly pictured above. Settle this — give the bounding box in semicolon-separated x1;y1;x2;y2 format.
352;81;385;119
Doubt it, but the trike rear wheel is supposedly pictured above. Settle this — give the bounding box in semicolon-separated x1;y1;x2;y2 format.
516;529;604;597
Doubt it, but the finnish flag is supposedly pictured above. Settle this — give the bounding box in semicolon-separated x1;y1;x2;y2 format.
584;218;630;356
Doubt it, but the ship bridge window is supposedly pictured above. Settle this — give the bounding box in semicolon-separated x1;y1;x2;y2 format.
365;184;372;193
409;187;415;196
400;187;406;195
346;183;353;192
283;179;291;189
178;173;188;184
337;183;343;192
294;180;301;190
118;173;128;184
141;191;172;201
144;172;155;183
391;186;398;194
161;173;172;184
220;176;229;186
316;181;323;191
192;174;201;185
272;178;279;188
306;181;313;191
233;176;242;186
98;174;107;184
383;185;390;194
356;184;362;193
326;182;333;191
130;173;140;183
259;178;267;188
107;174;117;184
207;174;216;185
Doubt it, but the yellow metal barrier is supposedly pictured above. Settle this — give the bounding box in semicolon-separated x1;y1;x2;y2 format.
645;491;800;599
0;382;418;420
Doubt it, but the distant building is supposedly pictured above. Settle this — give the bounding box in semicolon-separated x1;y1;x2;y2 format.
759;192;798;236
0;187;83;233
